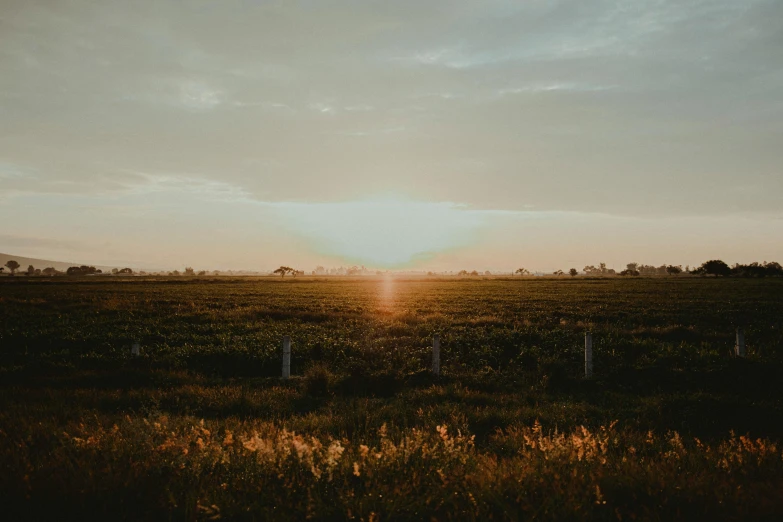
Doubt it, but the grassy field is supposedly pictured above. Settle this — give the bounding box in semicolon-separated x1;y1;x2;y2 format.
2;276;783;520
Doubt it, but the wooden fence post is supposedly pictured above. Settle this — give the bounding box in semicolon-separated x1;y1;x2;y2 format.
585;332;593;378
432;334;440;376
282;336;291;378
735;328;746;357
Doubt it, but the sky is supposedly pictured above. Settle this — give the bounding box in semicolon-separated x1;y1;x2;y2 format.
1;0;782;272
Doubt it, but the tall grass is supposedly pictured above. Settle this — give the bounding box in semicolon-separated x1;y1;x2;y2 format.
3;414;782;520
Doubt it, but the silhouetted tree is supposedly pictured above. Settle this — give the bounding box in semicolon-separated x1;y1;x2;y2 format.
730;261;783;278
67;266;97;276
569;268;578;277
118;268;133;275
26;265;35;276
184;267;195;276
274;266;293;278
695;260;731;277
666;265;682;276
515;268;529;276
4;260;20;275
626;262;639;272
553;270;564;276
620;269;640;276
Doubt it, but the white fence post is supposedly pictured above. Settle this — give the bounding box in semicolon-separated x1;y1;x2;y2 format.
585;332;593;378
432;334;440;376
131;342;140;356
282;336;291;378
735;328;746;357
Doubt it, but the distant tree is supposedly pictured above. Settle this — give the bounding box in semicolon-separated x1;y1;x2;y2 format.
197;270;206;276
469;270;479;276
666;265;682;276
34;269;41;276
457;270;468;276
730;261;783;278
273;266;293;278
626;262;639;272
484;270;492;276
67;266;97;276
599;263;607;274
515;268;529;276
171;270;180;276
184;267;195;276
26;265;35;276
583;265;599;275
42;267;58;276
4;260;20;275
620;269;640;276
68;265;98;276
0;267;4;274
553;270;564;276
765;261;783;277
111;268;119;275
699;259;731;277
212;270;220;276
118;268;133;275
696;260;731;277
569;268;578;277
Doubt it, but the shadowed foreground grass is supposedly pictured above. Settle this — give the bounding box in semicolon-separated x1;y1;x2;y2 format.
4;411;783;521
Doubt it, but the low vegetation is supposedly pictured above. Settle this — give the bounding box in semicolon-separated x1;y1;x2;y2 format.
1;277;782;519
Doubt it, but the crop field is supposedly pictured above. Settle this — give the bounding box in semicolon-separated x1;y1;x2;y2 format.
2;276;783;520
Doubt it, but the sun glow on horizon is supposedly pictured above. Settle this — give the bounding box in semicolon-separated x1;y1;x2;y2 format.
268;195;486;267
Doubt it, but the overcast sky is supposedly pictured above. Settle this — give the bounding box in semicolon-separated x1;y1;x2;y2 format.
1;0;781;271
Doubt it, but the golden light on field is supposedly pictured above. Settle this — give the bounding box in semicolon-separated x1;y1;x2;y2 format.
379;272;396;308
271;195;485;267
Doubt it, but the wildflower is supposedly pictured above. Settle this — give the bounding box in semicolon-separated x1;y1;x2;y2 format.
353;462;361;477
359;444;370;458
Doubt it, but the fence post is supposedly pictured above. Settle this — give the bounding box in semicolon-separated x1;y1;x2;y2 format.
131;342;140;356
282;336;291;378
432;334;440;376
735;328;746;357
585;332;593;378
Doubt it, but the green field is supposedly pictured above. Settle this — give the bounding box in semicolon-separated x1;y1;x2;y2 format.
2;277;783;520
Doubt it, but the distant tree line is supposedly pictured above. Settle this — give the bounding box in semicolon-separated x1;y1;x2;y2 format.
3;258;782;279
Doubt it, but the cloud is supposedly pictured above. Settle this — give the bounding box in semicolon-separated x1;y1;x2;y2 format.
0;0;782;268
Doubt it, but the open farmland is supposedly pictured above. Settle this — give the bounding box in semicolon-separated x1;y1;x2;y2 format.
2;277;783;520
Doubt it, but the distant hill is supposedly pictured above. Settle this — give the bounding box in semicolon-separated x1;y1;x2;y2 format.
0;253;118;273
